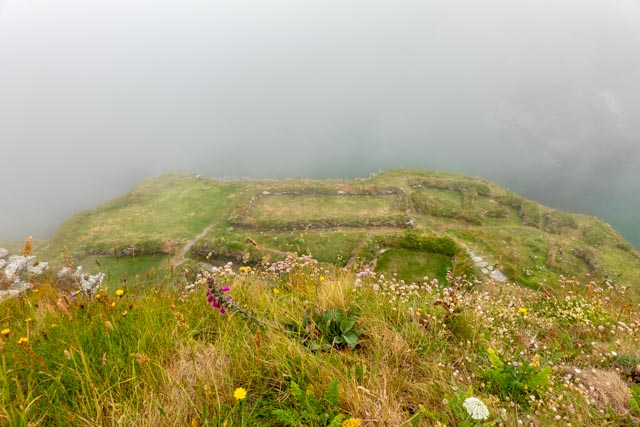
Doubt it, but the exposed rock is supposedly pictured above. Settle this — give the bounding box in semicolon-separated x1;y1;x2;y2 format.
0;248;8;259
4;256;32;279
79;273;105;296
28;261;49;275
57;267;71;278
490;269;508;282
0;259;6;270
0;289;22;300
71;266;105;296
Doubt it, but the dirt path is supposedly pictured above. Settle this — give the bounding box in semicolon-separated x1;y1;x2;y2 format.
172;225;214;267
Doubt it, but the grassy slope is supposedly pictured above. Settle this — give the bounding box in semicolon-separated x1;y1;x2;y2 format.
3;169;640;425
0;258;639;425
35;169;640;295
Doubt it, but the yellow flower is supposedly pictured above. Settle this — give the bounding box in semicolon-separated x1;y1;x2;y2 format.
240;266;248;272
116;289;125;297
18;337;29;345
341;418;362;427
233;387;247;401
25;318;33;323
1;328;10;336
319;276;326;282
531;354;541;367
518;307;528;315
273;288;280;295
110;302;116;308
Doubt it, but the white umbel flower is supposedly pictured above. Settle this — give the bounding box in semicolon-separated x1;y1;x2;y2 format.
463;397;489;420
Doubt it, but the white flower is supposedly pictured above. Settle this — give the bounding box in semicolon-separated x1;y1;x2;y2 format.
463;397;490;420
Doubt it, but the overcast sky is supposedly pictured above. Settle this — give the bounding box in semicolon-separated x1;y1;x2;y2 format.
1;0;639;247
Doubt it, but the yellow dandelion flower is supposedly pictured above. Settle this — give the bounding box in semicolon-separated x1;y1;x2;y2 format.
233;387;247;400
531;354;541;367
116;289;125;297
240;266;248;272
18;337;29;345
273;288;280;295
1;328;10;336
110;302;116;308
518;307;528;315
341;418;362;427
319;276;326;282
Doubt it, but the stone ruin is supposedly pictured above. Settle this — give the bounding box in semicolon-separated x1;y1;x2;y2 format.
0;247;105;301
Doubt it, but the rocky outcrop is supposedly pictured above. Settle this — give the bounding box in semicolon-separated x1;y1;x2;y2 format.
0;247;105;301
0;248;55;301
70;266;105;296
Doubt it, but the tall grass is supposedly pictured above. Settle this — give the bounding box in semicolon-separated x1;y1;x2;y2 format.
0;256;638;426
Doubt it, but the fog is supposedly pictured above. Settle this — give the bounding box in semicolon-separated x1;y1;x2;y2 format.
1;0;639;248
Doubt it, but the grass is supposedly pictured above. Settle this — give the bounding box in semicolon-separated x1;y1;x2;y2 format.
1;255;639;425
251;195;400;224
41;175;239;260
29;169;640;297
375;248;451;284
252;230;368;266
82;254;171;288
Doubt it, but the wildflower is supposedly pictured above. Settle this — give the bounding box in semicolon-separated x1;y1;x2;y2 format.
531;354;541;367
240;266;248;272
25;318;33;323
116;289;125;297
273;288;280;295
341;419;362;427
463;397;489;420
110;302;116;308
319;276;326;282
18;337;29;345
1;328;10;336
518;307;528;315
204;274;232;314
233;387;247;401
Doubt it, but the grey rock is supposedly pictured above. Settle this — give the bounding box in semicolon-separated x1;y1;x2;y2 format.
4;256;28;279
57;267;71;278
12;280;32;293
28;261;49;275
0;289;22;301
79;272;105;296
490;269;508;282
0;248;8;259
477;261;489;268
0;259;6;270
